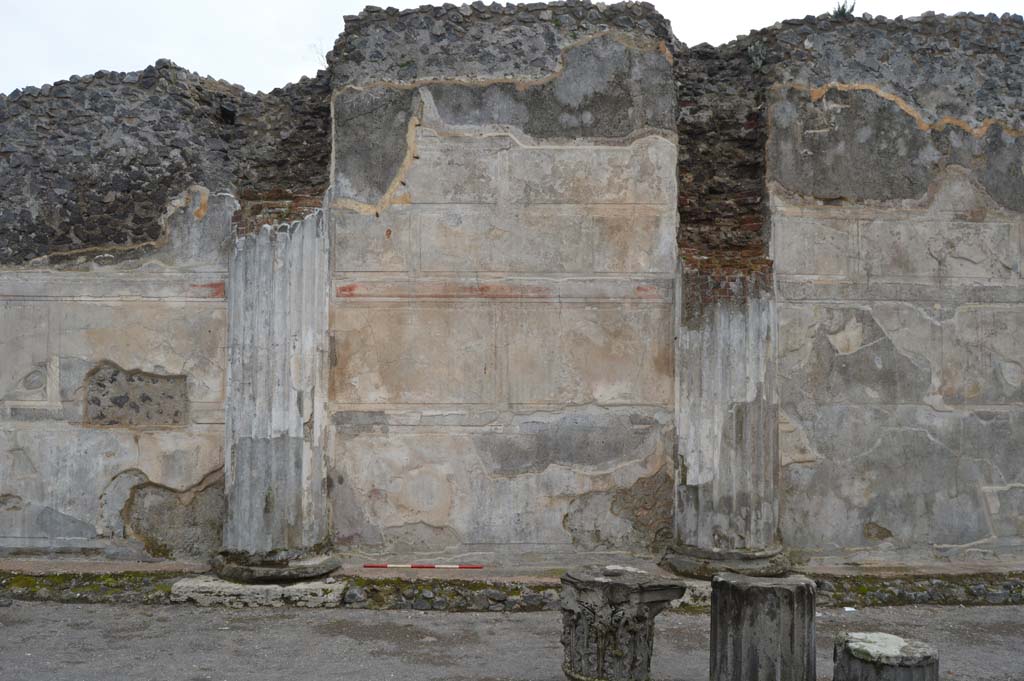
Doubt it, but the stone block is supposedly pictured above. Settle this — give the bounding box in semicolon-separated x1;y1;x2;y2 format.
833;632;938;681
414;204;593;274
0;302;50;402
330;303;498;405
403;131;508;205
505;137;675;206
776;305;932;406
333;209;412;273
981;485;1024;537
0;426;222;548
404;203;675;275
171;575;347;608
55;301;226;404
506;303;673;406
329;408;671;549
962;409;1024;487
590;206;677;275
710;573;816;681
778;404;993;551
941;305;1024;405
860;218;1018;282
773;215;858;277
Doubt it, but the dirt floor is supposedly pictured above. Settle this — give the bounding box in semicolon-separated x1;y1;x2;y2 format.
1;601;1021;680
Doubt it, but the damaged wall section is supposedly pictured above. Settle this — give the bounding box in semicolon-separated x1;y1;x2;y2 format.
0;13;333;557
0;61;330;266
326;2;678;554
761;12;1024;562
83;362;188;427
673;10;1024;566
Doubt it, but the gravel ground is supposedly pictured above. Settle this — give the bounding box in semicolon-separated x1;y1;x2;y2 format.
1;601;1021;680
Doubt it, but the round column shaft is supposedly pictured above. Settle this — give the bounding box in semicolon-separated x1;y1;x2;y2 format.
710;572;816;681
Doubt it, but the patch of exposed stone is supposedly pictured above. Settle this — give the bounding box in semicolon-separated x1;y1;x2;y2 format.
122;471;225;560
0;61;329;266
329;1;674;87
814;572;1024;607
83;361;188;427
610;469;674;552
0;571;181;605
674;10;1024;280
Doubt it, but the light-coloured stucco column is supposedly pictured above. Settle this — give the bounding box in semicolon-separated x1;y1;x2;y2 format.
215;211;338;581
664;266;788;577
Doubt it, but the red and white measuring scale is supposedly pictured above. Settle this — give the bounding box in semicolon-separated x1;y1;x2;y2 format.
362;563;484;570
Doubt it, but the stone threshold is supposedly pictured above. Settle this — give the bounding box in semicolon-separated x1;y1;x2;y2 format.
0;553;702;610
1;557;1022;609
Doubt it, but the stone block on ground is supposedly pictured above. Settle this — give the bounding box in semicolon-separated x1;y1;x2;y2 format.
170;575;347;608
710;572;816;681
834;632;938;681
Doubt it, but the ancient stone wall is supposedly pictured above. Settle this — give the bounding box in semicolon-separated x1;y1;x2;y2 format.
1;3;1022;567
672;10;1024;567
0;175;230;558
0;44;332;558
326;2;679;553
762;13;1024;562
0;69;326;559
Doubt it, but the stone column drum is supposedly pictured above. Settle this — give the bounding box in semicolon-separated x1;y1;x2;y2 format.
710;572;816;681
666;269;787;577
215;213;339;581
834;633;939;681
560;567;685;681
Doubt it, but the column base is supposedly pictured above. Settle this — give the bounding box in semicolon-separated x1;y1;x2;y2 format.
212;549;340;583
661;544;790;579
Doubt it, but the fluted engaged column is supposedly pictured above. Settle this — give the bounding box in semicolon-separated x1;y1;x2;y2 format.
216;212;338;582
664;265;787;577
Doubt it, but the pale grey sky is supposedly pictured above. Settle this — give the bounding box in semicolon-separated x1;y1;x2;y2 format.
1;0;1021;94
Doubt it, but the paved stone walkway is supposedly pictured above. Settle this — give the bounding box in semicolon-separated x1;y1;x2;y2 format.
1;602;1021;680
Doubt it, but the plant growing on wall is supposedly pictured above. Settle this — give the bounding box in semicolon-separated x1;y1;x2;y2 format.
831;1;856;18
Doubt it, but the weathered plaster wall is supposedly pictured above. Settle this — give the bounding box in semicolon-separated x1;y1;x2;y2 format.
327;3;678;553
2;2;1023;567
0;185;230;558
0;42;330;558
670;10;1024;566
761;13;1024;562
